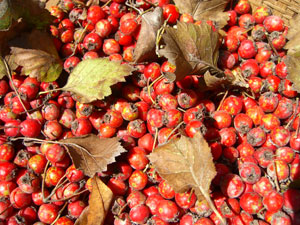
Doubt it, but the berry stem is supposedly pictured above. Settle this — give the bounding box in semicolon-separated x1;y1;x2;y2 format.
163;121;184;144
0;203;12;216
50;201;68;225
216;90;228;111
39;87;66;96
272;161;280;192
156;14;171;56
152;128;158;151
42;160;51;203
101;0;112;8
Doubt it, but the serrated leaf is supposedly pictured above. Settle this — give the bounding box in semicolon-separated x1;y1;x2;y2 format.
149;133;216;199
0;0;12;31
173;0;230;29
62;58;134;103
61;134;126;177
149;133;225;224
11;47;62;81
158;22;223;81
8;30;62;82
133;7;163;63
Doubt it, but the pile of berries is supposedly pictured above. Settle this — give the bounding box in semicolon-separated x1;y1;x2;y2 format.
0;0;300;224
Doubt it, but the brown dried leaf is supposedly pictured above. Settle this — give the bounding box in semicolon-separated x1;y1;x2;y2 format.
148;132;216;199
61;134;126;177
75;176;113;225
158;21;223;81
8;30;62;82
286;14;300;40
75;206;89;225
285;56;300;93
173;0;230;28
133;7;163;63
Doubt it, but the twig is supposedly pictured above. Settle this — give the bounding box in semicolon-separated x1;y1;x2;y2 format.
272;161;280;192
50;202;68;225
216;90;228;111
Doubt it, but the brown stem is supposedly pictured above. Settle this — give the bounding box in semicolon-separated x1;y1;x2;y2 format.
50;202;68;225
42;160;50;203
216;90;228;111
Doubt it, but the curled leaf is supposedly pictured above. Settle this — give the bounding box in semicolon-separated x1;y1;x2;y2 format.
173;0;230;28
285;56;300;93
61;134;126;177
62;58;134;103
133;7;163;63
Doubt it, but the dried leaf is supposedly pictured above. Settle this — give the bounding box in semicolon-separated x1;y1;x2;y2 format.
173;0;230;28
11;0;54;29
149;132;216;199
7;30;62;82
133;7;163;63
158;21;223;81
285;56;300;93
149;133;225;224
61;134;126;177
75;206;89;225
0;0;12;31
45;0;60;11
11;47;62;81
62;58;134;103
88;176;113;225
0;57;7;79
75;176;113;225
286;14;300;40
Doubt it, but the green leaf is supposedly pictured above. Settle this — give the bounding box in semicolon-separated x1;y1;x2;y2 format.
0;0;12;31
62;58;134;103
173;0;230;29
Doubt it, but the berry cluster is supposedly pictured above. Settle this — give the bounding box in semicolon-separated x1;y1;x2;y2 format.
0;0;299;224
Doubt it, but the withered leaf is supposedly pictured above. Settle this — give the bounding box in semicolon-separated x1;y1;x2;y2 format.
133;7;163;63
88;176;113;225
12;0;54;29
173;0;230;29
8;30;62;82
11;47;62;82
148;133;216;199
75;206;89;225
61;134;126;177
149;133;225;224
284;14;300;94
285;55;300;93
62;58;134;103
286;14;300;40
75;176;113;225
0;57;7;79
158;21;223;81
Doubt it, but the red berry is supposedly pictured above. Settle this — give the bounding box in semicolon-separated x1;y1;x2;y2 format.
240;192;263;214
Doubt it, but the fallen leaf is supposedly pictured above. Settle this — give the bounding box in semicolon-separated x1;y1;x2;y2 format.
133;7;163;63
7;30;62;82
286;14;300;40
173;0;230;28
148;132;216;199
285;55;300;93
61;134;126;177
0;0;12;31
158;21;223;81
45;0;60;11
11;0;54;29
0;57;7;79
62;58;134;103
11;47;62;81
88;176;113;225
149;132;225;224
74;206;89;225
